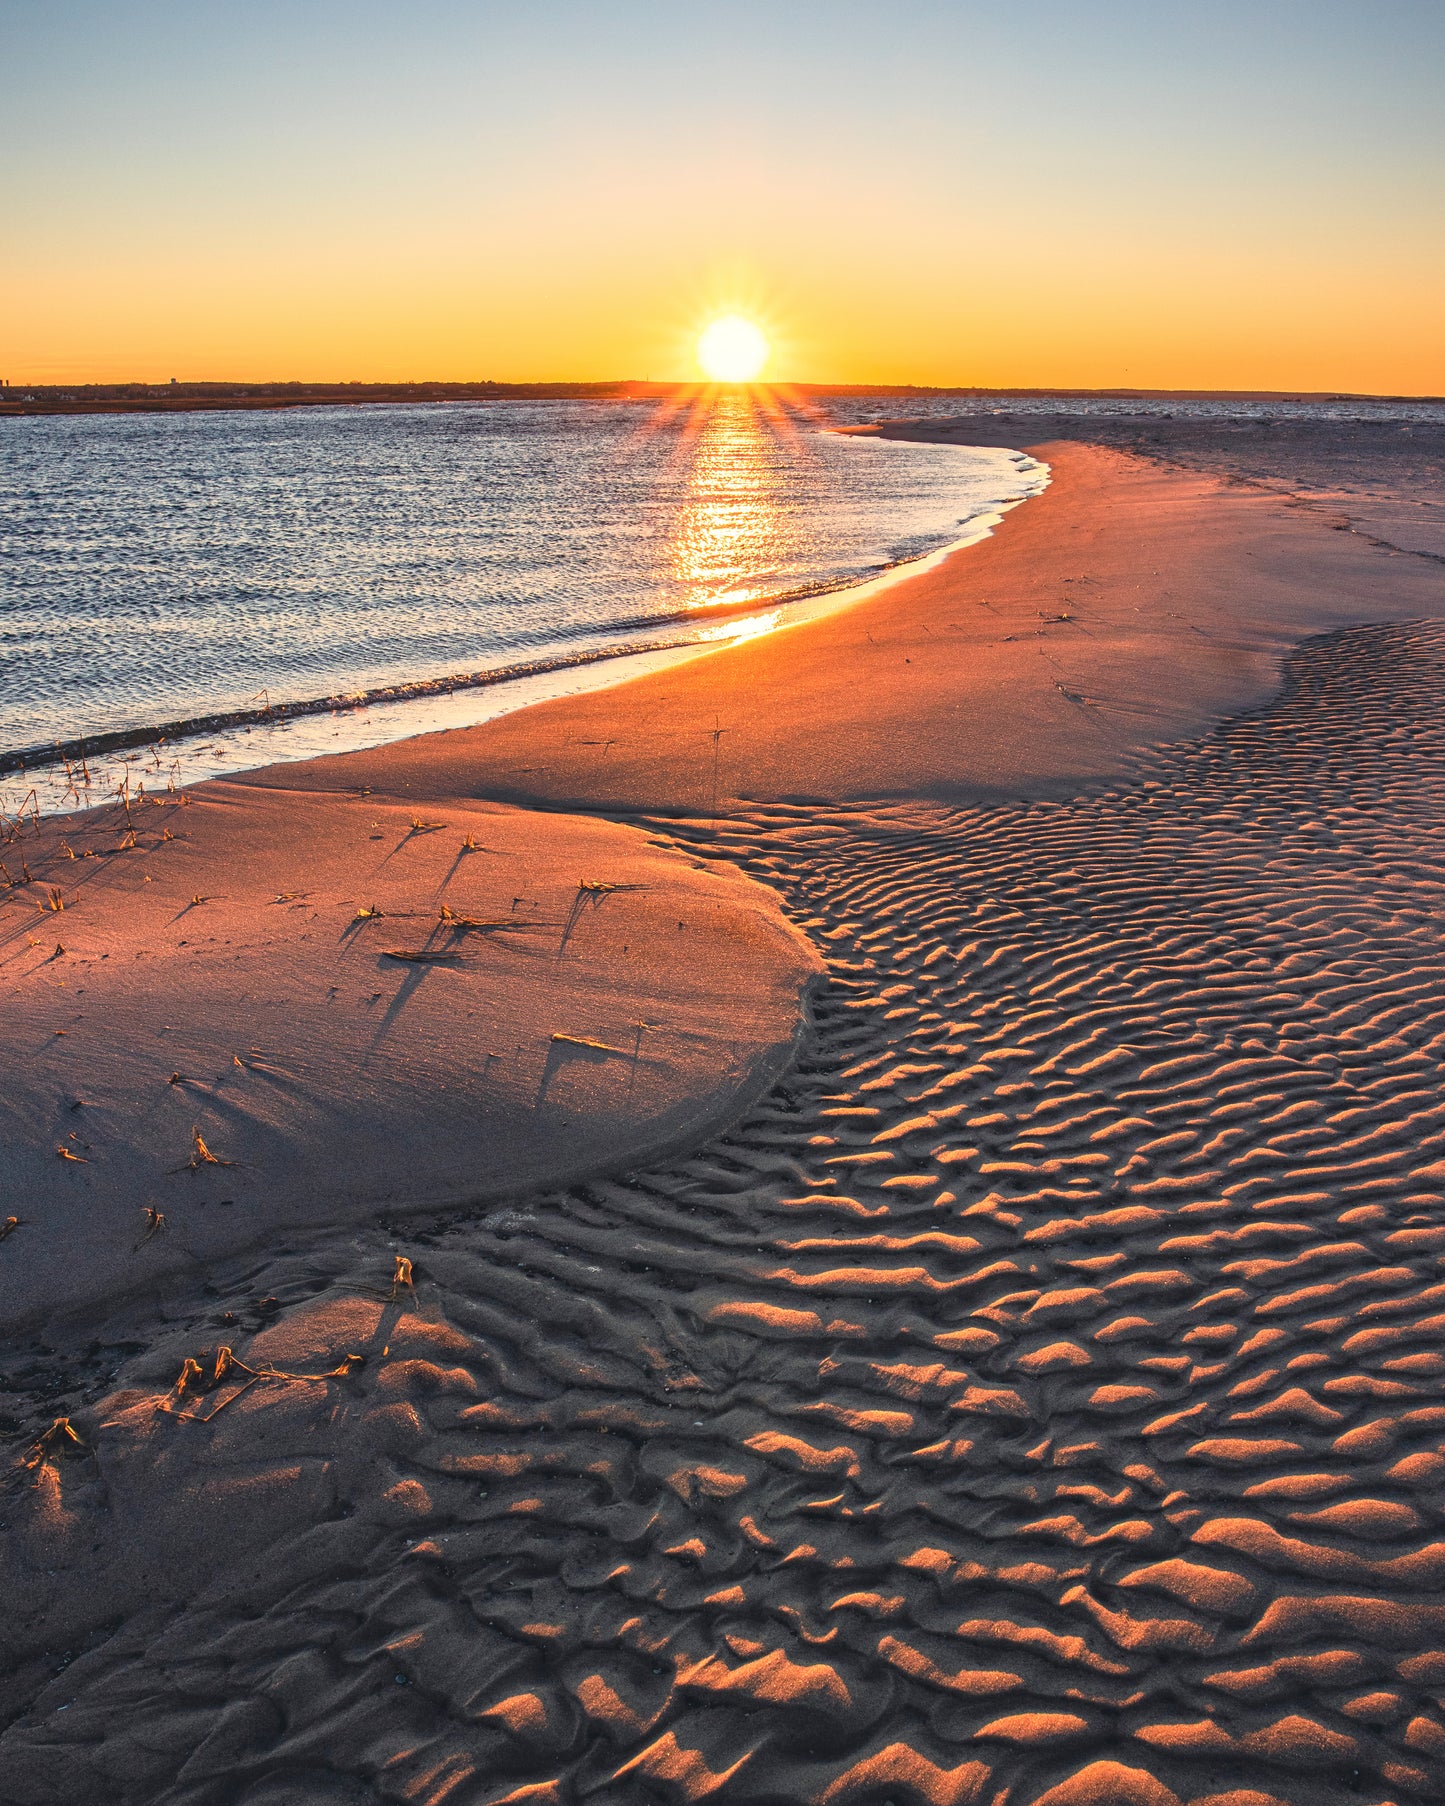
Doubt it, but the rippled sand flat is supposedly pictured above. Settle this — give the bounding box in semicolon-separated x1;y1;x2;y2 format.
4;442;1445;1806
6;617;1445;1803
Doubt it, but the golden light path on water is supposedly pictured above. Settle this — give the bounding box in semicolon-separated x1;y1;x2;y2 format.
669;390;787;617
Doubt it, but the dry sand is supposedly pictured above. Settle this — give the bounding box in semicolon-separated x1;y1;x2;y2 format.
4;438;1445;1806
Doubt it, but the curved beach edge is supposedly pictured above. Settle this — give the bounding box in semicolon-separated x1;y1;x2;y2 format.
233;441;1445;818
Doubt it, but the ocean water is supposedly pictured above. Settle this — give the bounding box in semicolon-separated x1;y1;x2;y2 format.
0;392;1044;813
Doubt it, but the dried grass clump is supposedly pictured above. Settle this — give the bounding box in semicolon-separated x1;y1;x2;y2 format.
172;1127;239;1171
23;1417;87;1471
134;1206;166;1249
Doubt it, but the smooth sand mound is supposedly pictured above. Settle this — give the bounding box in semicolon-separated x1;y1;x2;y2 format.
0;783;820;1327
239;444;1445;815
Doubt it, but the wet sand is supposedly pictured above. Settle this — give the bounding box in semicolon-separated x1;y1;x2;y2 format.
4;435;1445;1806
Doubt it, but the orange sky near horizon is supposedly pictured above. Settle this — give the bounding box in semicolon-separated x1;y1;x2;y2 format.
3;3;1442;395
9;241;1441;397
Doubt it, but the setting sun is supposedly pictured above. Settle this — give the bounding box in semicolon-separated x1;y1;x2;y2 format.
697;316;769;384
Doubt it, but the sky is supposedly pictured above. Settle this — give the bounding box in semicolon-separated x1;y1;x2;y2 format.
2;1;1442;392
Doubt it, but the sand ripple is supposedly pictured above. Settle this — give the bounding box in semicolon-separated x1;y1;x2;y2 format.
7;616;1445;1804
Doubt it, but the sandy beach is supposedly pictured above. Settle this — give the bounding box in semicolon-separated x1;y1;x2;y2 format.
7;427;1445;1806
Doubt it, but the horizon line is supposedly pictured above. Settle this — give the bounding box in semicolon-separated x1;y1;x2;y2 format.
5;378;1444;409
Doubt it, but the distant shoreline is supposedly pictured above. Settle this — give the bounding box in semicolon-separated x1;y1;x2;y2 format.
3;379;1442;418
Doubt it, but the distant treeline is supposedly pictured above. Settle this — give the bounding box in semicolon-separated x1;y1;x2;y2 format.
0;380;651;416
1;380;1432;417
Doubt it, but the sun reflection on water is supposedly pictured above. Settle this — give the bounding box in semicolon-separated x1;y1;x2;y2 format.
667;389;796;614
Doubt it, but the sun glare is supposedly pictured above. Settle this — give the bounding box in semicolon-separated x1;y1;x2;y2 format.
697;316;769;384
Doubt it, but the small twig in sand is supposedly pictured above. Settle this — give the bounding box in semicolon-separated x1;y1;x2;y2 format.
439;907;527;933
23;1417;87;1471
134;1206;166;1249
354;904;383;920
559;878;642;952
408;818;446;834
161;1350;245;1418
551;1031;630;1055
193;1378;258;1421
0;1216;20;1243
55;1145;88;1163
172;1127;239;1171
392;1255;414;1298
163;1342;362;1422
167;1356;205;1406
706;715;727;815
